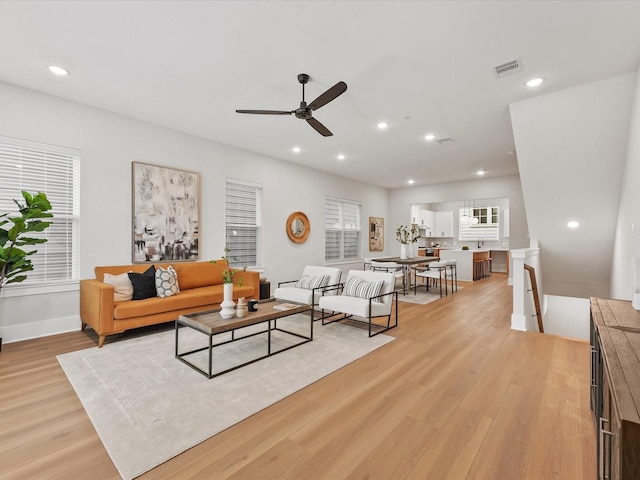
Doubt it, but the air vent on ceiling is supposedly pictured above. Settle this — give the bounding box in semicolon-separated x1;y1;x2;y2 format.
436;137;454;144
493;58;523;79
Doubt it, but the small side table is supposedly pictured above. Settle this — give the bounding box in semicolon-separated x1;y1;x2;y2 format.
259;279;271;300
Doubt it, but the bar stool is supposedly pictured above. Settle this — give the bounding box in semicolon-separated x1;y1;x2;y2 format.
473;259;484;280
445;259;458;292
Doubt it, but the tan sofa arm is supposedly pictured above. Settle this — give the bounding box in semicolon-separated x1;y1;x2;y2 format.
80;279;116;346
235;270;261;299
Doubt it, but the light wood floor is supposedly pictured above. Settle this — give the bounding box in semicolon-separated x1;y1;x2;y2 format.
0;273;595;480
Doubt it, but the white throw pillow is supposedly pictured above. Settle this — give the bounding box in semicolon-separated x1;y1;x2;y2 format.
104;272;134;302
156;265;180;298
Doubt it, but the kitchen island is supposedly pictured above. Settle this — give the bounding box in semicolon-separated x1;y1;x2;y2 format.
439;249;491;282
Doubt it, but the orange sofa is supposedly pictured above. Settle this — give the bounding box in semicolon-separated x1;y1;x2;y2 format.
79;261;260;347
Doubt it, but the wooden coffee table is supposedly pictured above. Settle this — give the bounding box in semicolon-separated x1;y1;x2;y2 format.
175;300;312;378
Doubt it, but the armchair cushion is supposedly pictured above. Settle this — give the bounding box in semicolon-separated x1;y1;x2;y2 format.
274;266;342;305
320;269;395;316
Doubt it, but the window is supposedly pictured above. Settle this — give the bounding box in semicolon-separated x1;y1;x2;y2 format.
0;135;80;289
225;179;262;268
458;205;499;241
325;197;361;261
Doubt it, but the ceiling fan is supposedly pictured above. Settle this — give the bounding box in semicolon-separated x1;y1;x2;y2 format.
236;73;347;137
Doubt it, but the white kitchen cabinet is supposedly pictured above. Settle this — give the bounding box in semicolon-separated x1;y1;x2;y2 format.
421;210;435;232
434;211;453;237
410;205;420;225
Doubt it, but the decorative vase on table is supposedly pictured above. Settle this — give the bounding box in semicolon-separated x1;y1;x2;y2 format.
400;243;408;260
220;283;236;319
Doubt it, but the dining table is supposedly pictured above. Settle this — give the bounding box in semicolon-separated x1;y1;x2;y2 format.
371;256;439;294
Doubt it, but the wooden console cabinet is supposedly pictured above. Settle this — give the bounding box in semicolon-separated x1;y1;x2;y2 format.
590;298;640;480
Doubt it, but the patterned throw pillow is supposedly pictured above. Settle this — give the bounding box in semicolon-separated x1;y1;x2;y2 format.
296;274;330;290
155;265;180;298
342;275;384;302
103;272;134;302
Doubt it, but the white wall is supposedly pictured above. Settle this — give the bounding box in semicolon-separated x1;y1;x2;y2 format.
0;81;389;343
510;73;637;299
611;66;640;300
389;175;529;254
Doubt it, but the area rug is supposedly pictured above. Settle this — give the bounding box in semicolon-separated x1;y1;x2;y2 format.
57;316;394;480
397;286;463;305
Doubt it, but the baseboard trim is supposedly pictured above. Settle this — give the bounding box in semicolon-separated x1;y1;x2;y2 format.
1;315;81;344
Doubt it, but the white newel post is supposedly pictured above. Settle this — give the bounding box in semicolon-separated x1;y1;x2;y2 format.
511;250;527;331
220;283;236;319
511;247;542;331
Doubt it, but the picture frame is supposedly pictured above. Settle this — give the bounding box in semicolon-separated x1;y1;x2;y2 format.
132;161;200;263
369;216;384;251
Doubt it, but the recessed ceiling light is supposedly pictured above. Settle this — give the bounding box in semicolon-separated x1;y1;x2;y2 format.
337;154;345;160
477;169;487;176
377;122;388;130
567;221;580;229
526;77;544;87
291;146;301;153
424;134;436;141
48;65;69;76
408;179;415;185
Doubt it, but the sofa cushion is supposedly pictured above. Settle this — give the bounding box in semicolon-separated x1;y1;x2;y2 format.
156;265;180;298
128;266;157;300
113;283;257;320
103;272;134;302
172;261;224;290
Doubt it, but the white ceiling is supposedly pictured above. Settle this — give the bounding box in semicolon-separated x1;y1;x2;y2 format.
1;1;640;189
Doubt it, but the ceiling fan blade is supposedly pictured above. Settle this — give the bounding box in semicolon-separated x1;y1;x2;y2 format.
306;117;333;137
308;81;347;111
235;109;292;115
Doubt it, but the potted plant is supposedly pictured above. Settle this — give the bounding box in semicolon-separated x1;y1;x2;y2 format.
396;225;410;259
0;191;53;351
211;247;247;319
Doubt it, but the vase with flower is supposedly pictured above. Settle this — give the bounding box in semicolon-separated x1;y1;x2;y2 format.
211;247;247;319
396;225;410;259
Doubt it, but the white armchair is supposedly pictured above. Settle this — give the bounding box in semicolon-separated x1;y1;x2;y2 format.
274;266;342;306
318;270;398;337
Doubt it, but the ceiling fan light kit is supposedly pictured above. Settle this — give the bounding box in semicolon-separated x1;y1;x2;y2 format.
236;73;347;137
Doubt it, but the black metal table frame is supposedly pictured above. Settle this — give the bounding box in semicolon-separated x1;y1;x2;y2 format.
175;309;313;379
371;256;439;294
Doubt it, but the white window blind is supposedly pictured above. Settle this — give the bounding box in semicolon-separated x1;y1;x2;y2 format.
0;136;80;287
458;206;499;242
225;179;262;268
325;197;361;261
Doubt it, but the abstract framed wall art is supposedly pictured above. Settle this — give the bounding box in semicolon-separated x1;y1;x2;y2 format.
132;162;200;263
369;216;384;251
